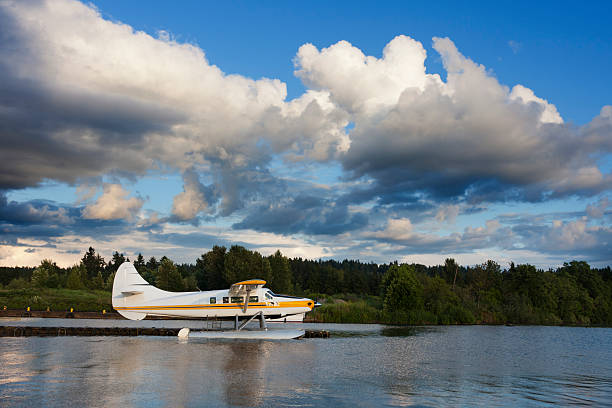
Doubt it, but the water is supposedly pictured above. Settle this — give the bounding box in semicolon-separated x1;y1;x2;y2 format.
1;321;611;407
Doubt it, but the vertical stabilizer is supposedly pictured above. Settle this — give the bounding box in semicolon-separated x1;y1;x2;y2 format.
112;262;161;320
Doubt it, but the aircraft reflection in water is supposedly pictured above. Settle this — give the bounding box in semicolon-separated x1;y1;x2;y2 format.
115;339;317;407
112;262;317;338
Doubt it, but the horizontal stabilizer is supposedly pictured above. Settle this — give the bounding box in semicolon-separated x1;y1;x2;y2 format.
121;290;144;296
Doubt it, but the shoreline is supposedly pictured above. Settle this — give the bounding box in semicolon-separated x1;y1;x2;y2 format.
1;309;609;328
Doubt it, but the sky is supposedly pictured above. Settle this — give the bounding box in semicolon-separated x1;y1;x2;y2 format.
0;0;611;268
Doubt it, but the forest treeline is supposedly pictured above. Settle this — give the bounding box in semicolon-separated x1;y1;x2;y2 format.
1;245;611;326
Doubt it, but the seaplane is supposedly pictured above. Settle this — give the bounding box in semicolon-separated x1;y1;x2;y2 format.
112;262;316;339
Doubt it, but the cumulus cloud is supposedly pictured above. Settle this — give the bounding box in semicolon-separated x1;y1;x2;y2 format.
82;183;143;220
171;169;216;220
367;218;414;241
295;35;442;115
296;36;612;207
0;0;347;204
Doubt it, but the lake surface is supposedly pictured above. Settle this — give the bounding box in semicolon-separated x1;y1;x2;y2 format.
1;321;611;407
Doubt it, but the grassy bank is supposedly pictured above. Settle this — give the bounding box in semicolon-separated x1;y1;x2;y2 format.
0;288;112;312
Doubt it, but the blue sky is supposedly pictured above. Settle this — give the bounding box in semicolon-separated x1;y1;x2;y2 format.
0;0;610;267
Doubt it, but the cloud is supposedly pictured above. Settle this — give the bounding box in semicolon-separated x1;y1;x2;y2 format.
435;204;460;223
233;194;368;235
0;193;74;226
586;197;609;218
509;84;563;124
292;36;612;207
171;169;216;221
82;183;143;220
367;218;414;241
295;35;442;115
0;0;347;206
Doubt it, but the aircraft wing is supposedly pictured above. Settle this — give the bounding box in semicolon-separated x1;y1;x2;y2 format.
229;279;266;312
229;279;266;295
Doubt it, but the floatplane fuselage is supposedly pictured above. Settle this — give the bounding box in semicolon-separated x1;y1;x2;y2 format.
112;262;316;322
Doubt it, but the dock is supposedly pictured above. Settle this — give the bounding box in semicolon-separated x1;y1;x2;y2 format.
0;325;330;338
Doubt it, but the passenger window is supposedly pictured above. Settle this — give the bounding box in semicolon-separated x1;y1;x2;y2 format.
231;296;243;303
249;296;258;302
210;297;216;304
223;297;229;304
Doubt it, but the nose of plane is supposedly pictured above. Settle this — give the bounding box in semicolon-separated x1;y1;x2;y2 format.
306;299;321;310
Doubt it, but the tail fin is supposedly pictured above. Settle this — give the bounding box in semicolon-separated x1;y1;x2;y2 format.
112;262;163;320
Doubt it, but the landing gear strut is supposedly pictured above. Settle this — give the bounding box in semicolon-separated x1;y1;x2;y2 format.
235;311;267;331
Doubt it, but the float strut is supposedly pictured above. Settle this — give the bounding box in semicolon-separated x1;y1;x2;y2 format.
237;311;265;331
259;312;268;330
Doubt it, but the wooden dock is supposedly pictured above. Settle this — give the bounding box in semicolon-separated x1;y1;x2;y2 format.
0;325;330;338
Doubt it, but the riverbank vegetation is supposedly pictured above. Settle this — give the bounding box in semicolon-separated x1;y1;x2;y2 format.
1;246;611;326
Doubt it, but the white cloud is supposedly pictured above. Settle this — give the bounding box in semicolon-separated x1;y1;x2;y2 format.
509;84;563;124
295;35;443;116
367;218;414;241
0;0;347;198
171;170;211;220
315;36;612;202
82;183;143;220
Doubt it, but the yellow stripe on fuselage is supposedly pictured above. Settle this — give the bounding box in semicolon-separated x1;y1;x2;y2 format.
115;300;313;311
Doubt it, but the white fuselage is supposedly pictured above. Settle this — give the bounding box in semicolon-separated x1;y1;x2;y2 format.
112;262;314;320
114;287;313;319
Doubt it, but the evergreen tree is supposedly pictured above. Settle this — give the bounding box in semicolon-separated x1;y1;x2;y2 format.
269;250;292;294
106;251;126;278
196;246;226;289
81;247;106;279
156;258;183;291
134;253;146;272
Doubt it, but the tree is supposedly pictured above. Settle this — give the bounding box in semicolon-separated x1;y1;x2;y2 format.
66;265;86;290
269;250;292;294
382;264;424;312
81;247;106;280
134;253;146;273
31;266;49;287
196;246;226;289
31;259;58;287
156;258;183;291
91;271;105;290
106;251;126;279
223;246;271;284
444;258;459;286
146;256;159;271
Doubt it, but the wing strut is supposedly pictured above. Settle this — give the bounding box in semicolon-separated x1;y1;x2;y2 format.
242;287;251;313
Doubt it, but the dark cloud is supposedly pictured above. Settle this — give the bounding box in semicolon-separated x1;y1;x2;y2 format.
0;192;131;244
233;194;368;235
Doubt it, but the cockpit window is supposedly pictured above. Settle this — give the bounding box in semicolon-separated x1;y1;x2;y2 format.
265;291;273;300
